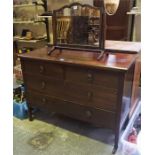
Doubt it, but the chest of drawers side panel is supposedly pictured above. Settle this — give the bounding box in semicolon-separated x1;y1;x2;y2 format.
113;63;135;150
120;62;135;128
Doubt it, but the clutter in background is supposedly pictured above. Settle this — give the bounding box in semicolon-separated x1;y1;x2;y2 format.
127;113;141;145
14;64;23;84
120;102;141;155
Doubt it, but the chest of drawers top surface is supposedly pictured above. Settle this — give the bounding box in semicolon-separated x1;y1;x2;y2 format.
19;47;138;72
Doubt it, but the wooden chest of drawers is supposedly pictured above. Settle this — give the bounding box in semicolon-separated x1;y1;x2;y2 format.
19;45;139;153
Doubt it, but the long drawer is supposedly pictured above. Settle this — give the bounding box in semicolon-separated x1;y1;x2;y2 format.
25;74;118;111
27;91;116;129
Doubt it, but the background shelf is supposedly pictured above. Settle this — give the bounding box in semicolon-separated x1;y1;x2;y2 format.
13;36;47;43
13;2;44;8
13;20;46;24
13;3;36;8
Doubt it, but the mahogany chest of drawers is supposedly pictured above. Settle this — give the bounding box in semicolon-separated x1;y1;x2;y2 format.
19;45;139;153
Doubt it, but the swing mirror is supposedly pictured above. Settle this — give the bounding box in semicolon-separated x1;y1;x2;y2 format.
52;2;105;52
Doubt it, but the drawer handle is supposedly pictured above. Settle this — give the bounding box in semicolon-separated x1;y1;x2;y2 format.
85;110;92;118
87;91;93;100
42;98;46;104
41;81;46;89
87;73;93;82
39;65;44;73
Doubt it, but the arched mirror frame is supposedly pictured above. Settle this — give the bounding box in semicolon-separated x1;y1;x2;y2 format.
48;2;106;60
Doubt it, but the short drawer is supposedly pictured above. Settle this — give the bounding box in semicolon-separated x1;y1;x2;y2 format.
22;60;64;79
65;66;119;89
27;91;116;129
27;91;57;110
25;74;65;99
64;81;117;112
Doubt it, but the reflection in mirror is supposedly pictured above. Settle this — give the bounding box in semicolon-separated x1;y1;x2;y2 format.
55;4;101;47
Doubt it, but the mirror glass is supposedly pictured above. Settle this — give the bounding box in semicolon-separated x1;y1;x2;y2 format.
104;0;120;15
55;4;101;48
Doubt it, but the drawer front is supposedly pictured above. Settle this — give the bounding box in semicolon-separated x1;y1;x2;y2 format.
25;74;65;99
64;81;117;111
65;66;119;89
27;91;116;129
25;74;117;112
22;60;64;79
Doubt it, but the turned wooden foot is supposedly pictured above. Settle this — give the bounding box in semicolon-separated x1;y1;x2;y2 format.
112;145;118;154
113;128;119;154
97;50;104;60
47;46;56;55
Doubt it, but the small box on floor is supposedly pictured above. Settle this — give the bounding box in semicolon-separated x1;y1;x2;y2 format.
13;100;28;119
13;85;28;119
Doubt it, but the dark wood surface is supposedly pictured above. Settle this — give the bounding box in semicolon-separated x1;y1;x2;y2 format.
19;40;140;154
130;54;141;116
19;46;138;72
94;0;135;41
27;90;116;129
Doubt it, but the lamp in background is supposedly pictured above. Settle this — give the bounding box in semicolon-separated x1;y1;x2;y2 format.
103;0;120;15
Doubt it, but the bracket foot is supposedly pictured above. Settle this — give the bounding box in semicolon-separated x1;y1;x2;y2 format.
112;146;118;154
97;50;104;60
47;46;56;55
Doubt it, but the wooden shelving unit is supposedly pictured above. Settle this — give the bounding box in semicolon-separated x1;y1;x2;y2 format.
13;36;47;43
13;2;44;8
13;3;36;8
13;0;51;65
13;20;46;24
13;20;34;24
13;0;50;41
37;15;52;18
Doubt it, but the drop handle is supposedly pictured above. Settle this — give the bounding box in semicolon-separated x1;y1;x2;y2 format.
39;65;44;73
41;81;46;89
85;110;92;118
87;92;93;100
42;98;46;104
87;73;93;82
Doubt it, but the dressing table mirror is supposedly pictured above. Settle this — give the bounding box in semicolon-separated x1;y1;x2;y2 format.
48;2;106;60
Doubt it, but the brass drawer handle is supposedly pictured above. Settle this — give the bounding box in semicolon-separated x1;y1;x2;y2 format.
39;65;44;73
87;73;93;82
41;81;46;89
85;110;92;118
87;91;93;100
42;98;46;104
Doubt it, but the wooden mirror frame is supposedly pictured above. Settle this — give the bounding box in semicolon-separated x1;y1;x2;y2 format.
48;2;106;60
